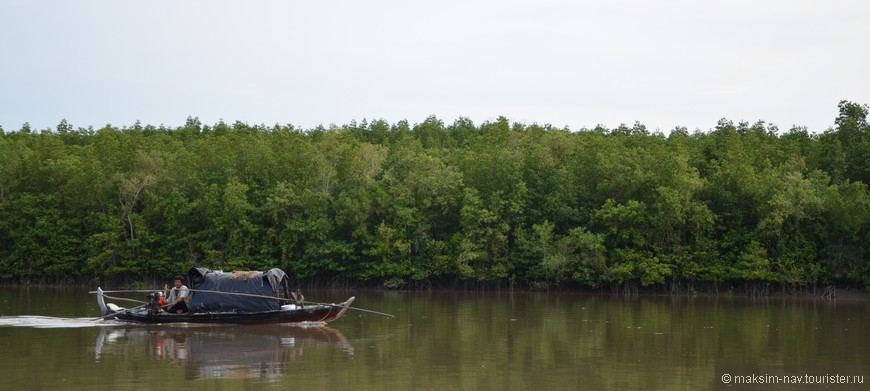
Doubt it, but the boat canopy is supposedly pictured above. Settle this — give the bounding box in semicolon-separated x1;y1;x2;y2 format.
186;267;290;313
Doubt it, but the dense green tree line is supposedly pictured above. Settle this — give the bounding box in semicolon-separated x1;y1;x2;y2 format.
1;101;869;291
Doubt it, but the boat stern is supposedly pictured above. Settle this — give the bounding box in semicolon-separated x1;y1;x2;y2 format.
96;287;108;315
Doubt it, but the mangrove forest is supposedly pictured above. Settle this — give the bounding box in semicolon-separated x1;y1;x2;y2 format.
1;100;869;293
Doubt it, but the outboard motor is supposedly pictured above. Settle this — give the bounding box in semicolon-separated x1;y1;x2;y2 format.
147;291;165;314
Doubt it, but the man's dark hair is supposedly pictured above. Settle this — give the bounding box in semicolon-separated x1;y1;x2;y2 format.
174;275;185;283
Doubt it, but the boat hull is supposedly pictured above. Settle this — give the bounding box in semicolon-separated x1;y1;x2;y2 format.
98;288;354;325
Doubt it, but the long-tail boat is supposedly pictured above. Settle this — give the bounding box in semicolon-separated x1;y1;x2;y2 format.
96;267;354;325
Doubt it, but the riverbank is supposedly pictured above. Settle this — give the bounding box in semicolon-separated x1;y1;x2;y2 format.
2;278;868;300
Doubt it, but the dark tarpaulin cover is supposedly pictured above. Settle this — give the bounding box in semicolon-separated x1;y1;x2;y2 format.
186;267;288;313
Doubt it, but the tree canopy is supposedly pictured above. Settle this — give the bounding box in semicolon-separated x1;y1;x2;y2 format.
2;102;869;292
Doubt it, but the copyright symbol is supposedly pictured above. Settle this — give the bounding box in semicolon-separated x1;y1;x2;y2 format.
721;374;731;383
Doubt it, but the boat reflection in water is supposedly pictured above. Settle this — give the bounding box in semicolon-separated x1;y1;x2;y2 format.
95;324;354;380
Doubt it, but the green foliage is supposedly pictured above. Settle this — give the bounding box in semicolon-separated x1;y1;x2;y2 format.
1;102;870;289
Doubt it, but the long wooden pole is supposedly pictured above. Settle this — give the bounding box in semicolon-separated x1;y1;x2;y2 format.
101;294;147;304
89;289;158;294
188;288;294;301
93;288;294;303
302;300;396;318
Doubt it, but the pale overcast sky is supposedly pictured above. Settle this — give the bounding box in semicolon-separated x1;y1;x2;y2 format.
2;0;868;133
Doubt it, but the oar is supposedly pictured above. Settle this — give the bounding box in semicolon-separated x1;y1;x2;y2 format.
88;289;161;294
303;300;396;318
101;294;147;305
188;289;395;318
189;288;297;302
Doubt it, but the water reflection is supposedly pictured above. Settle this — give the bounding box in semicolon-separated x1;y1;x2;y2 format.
95;325;354;380
4;288;869;390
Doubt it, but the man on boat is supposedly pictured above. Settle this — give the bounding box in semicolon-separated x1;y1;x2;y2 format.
164;276;189;314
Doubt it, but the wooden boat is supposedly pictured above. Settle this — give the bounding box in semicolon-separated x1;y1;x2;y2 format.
96;267;355;325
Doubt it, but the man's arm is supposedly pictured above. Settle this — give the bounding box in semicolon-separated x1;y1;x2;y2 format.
178;286;189;302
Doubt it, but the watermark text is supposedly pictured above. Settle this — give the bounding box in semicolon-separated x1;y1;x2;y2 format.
721;373;863;385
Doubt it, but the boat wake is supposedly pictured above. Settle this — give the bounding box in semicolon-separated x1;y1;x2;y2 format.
0;315;111;329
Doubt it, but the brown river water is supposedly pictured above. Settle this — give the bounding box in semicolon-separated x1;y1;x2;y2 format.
0;287;867;390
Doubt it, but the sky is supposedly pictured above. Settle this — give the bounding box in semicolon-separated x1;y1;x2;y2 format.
2;0;869;134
